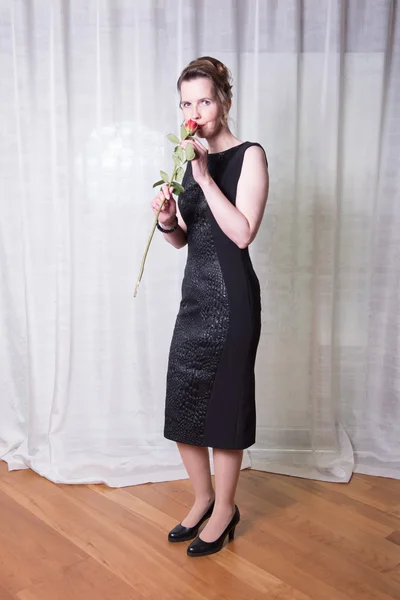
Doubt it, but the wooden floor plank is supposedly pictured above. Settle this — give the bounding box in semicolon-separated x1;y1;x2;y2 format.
0;488;86;596
0;477;211;600
386;531;400;547
229;535;354;600
356;473;400;493
0;584;18;600
16;558;143;600
259;508;400;599
255;471;400;533
0;460;399;600
278;501;400;573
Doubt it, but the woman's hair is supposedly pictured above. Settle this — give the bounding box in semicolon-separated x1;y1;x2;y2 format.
177;56;233;121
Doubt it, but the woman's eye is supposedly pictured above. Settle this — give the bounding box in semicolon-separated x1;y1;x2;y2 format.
202;100;210;105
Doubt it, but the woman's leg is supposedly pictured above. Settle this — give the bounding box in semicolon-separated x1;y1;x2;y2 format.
177;442;215;527
199;448;243;542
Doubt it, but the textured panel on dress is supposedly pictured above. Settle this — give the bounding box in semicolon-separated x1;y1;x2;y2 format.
164;160;230;445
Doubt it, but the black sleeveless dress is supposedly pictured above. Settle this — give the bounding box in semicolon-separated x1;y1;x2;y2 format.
163;141;267;450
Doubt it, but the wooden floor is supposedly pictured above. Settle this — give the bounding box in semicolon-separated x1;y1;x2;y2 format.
0;462;399;600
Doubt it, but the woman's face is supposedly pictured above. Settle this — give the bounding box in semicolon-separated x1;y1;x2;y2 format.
180;77;225;139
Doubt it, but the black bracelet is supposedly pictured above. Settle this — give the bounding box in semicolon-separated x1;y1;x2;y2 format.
157;216;178;234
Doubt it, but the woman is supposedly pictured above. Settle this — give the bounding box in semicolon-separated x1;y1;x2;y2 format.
151;56;269;557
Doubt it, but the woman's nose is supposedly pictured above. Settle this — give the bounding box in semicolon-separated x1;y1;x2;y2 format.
191;107;200;120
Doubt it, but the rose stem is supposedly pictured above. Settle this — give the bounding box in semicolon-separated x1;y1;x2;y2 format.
134;165;180;297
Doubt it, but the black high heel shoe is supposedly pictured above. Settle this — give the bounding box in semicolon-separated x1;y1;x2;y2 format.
187;505;240;557
168;499;215;543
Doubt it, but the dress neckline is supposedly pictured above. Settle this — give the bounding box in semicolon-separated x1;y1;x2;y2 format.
208;142;247;156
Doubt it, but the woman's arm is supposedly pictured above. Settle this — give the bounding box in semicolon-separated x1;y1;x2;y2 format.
161;203;188;249
187;141;269;249
152;183;188;249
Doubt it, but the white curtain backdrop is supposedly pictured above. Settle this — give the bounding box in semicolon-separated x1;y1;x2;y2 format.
1;0;399;486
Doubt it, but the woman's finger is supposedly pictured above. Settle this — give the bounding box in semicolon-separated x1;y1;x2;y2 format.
191;138;207;154
162;184;171;199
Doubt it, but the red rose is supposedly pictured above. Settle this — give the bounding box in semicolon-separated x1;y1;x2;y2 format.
184;119;200;135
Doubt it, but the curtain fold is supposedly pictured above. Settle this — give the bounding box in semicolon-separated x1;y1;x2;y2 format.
0;0;398;486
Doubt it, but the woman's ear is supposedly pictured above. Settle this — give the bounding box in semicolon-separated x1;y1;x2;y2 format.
223;100;232;121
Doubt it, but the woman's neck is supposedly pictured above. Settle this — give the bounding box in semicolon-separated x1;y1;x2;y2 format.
205;128;242;154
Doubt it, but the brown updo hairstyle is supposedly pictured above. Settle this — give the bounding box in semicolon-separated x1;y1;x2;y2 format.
177;56;233;124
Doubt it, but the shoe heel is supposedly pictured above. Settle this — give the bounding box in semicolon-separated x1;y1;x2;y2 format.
229;526;236;541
